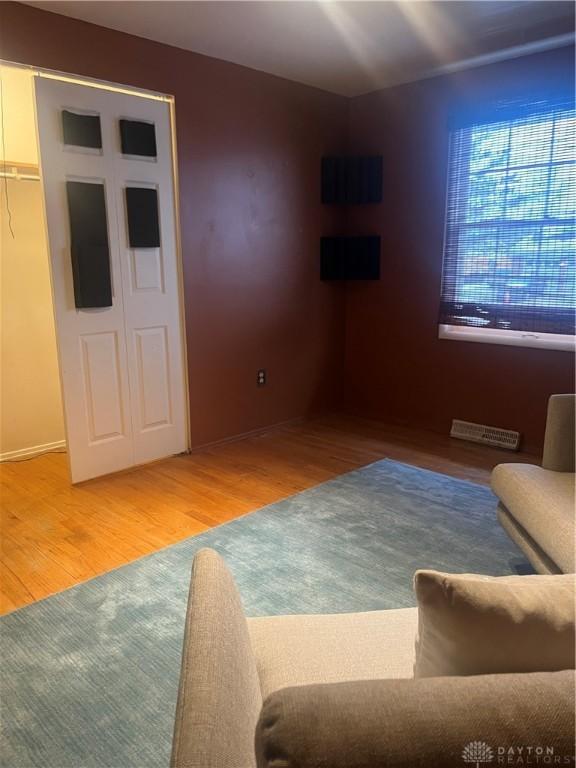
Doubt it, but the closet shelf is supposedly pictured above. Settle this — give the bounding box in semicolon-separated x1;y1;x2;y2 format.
0;160;41;180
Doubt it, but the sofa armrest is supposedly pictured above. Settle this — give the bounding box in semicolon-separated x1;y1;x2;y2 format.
256;671;575;768
542;394;575;472
171;549;262;768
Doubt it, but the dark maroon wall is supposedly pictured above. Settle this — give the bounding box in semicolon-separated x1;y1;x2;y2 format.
345;46;575;454
1;4;572;455
0;2;348;447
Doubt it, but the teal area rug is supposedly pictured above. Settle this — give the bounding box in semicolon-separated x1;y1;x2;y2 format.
1;459;531;768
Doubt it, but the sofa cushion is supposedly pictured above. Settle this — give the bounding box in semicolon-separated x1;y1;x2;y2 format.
491;463;575;572
255;671;575;768
170;549;262;768
414;570;575;678
497;503;561;575
542;394;576;472
248;607;417;699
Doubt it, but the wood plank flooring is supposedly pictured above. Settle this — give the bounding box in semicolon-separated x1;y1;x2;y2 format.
0;414;536;615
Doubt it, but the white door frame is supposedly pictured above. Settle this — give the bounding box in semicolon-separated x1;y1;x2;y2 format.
2;60;191;481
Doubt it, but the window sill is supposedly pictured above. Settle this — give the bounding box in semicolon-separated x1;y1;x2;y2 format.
439;324;575;352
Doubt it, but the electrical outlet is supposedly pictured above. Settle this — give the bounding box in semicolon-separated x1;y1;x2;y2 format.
257;369;266;387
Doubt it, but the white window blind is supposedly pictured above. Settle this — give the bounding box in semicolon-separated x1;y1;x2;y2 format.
439;95;575;341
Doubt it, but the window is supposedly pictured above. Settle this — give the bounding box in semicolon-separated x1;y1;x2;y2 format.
439;95;575;351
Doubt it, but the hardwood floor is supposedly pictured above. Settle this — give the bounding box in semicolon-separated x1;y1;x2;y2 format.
0;414;535;615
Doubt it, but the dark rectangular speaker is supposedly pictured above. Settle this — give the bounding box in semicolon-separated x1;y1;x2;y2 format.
66;181;112;308
321;236;380;280
321;157;382;204
119;119;157;157
62;110;102;150
125;187;160;248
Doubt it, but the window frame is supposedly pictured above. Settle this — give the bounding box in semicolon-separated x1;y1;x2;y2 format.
438;323;574;351
438;100;575;351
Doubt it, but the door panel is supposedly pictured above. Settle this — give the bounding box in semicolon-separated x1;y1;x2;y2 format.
135;326;172;430
35;77;188;482
131;249;165;293
80;332;126;442
112;100;187;465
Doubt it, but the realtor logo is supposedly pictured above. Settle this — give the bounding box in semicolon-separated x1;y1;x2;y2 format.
462;741;494;767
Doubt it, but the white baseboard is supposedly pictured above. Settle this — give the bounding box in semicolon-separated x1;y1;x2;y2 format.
0;440;67;462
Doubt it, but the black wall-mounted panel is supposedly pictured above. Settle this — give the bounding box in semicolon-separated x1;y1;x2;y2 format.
66;181;112;308
62;110;102;149
321;156;383;204
120;119;157;157
125;187;160;248
321;236;380;281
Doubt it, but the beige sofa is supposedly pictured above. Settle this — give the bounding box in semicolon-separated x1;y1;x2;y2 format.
492;394;575;575
170;549;574;768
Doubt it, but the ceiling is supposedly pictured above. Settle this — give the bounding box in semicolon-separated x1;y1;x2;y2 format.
25;1;575;96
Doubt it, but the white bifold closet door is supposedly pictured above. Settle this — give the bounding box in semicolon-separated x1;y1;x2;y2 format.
35;77;188;483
